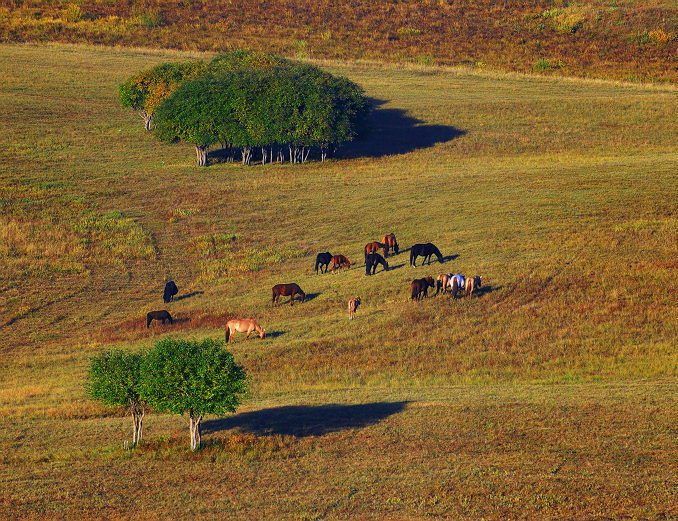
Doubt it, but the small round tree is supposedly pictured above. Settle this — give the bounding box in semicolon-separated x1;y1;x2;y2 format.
118;60;207;130
141;338;248;451
87;350;146;447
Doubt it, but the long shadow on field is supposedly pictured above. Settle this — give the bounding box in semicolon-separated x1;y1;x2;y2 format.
265;330;286;339
304;292;321;302
339;99;465;159
175;291;204;301
203;401;409;437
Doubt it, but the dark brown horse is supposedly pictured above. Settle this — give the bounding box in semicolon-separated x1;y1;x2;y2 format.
381;233;399;256
410;276;435;301
364;241;387;258
331;255;351;273
272;283;306;306
365;252;389;275
163;280;178;303
147;310;173;328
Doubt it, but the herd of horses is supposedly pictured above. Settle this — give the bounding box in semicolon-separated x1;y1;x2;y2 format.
146;233;482;340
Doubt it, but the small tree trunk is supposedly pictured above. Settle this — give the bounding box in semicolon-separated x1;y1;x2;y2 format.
303;146;311;163
138;111;152;130
130;402;144;447
261;147;267;165
195;144;208;167
321;146;327;162
288;144;294;164
189;414;203;451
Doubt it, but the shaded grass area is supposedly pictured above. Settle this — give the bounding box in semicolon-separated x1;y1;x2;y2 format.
1;384;677;520
0;43;677;519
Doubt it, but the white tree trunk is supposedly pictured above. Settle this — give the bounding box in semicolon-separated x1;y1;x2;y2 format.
189;415;203;451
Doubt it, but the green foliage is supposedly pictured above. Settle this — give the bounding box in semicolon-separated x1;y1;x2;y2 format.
87;350;144;408
141;338;248;418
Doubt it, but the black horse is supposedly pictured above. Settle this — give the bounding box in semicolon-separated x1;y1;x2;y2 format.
163;280;178;303
314;252;332;274
365;253;389;275
410;243;444;266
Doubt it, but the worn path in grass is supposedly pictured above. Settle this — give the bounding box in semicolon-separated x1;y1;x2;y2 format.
0;43;677;519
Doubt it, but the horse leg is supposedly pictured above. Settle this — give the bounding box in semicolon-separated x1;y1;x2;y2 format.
246;327;251;340
290;291;295;306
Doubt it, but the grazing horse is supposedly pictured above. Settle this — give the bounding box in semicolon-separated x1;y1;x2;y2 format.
315;252;332;274
382;233;399;256
272;283;306;306
449;274;466;297
163;281;178;303
365;253;389;275
410;276;435;301
435;273;452;295
225;318;265;342
364;241;387;258
348;297;361;320
464;276;482;298
410;243;444;266
146;310;173;328
331;255;351;273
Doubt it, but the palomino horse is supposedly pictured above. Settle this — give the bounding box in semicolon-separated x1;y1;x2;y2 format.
225;318;265;342
381;233;399;256
364;241;387;258
272;283;306;306
435;273;451;295
147;310;173;328
331;254;351;273
365;252;389;275
315;252;332;274
348;297;361;320
410;276;435;300
410;243;444;266
464;276;482;298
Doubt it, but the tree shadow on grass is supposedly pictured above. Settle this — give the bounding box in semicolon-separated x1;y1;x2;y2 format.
339;99;466;159
203;401;409;437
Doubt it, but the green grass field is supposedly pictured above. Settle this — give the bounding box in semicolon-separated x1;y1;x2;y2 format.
1;43;677;520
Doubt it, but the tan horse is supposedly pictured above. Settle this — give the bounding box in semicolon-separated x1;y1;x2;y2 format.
348;296;361;320
435;273;451;295
225;318;266;342
464;276;482;298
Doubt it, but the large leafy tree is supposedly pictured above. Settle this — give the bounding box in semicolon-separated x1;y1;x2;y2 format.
141;338;248;451
87;350;146;447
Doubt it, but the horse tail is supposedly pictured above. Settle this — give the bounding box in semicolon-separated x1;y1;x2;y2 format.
146;314;151;328
225;325;230;342
314;256;320;274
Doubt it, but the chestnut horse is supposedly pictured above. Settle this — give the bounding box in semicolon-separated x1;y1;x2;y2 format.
272;283;306;306
364;241;387;258
381;233;399;256
435;273;451;295
225;318;265;342
146;310;173;328
464;276;482;298
331;255;351;273
410;276;435;300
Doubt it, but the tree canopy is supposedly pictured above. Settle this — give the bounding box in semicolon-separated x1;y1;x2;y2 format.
140;337;248;451
87;349;146;447
119;50;370;166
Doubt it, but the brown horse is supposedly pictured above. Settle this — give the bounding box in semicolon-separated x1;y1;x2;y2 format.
364;241;387;258
410;276;435;301
146;310;173;328
272;283;306;306
464;276;482;298
331;255;351;273
225;318;265;342
381;233;399;256
435;273;451;295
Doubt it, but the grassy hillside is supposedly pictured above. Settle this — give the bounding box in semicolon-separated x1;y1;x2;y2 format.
1;43;677;519
2;1;678;83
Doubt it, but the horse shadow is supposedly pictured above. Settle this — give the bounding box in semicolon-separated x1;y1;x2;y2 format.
172;317;190;324
265;330;286;339
339;99;465;159
442;254;459;263
386;263;405;271
175;291;204;301
304;292;321;302
202;401;409;437
473;284;501;298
